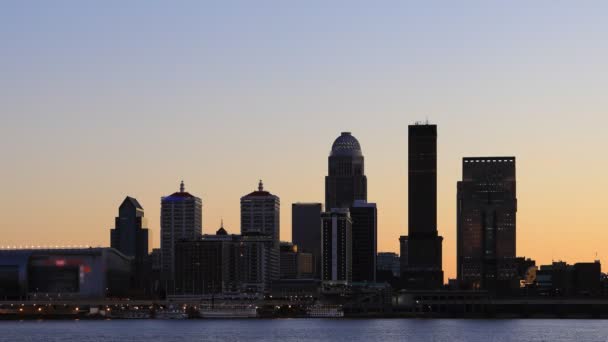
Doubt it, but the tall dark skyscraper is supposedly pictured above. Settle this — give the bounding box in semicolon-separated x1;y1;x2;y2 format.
401;123;444;289
160;181;202;284
321;208;352;283
457;157;517;290
110;196;150;293
110;196;149;260
350;200;377;283
325;132;367;210
292;203;322;278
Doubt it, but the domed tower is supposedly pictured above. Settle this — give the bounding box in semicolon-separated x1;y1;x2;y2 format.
325;132;367;209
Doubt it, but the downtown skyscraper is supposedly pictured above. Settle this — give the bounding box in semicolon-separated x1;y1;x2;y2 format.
321;208;353;283
110;196;150;293
401;123;444;289
457;157;517;291
350;200;377;283
240;180;280;292
160;181;202;285
110;196;149;260
292;203;323;278
323;132;376;284
325;132;367;209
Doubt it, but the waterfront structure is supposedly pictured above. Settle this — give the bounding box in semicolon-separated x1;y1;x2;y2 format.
160;181;202;284
321;208;352;283
240;180;280;292
350;200;377;283
457;157;517;290
0;248;131;299
280;242;314;279
401;123;443;289
536;261;602;297
174;225;241;295
292;203;322;278
325;132;367;210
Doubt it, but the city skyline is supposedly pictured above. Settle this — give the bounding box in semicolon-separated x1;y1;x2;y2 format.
1;125;603;281
2;1;608;282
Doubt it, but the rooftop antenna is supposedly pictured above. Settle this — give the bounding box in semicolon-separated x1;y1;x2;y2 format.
180;180;185;193
258;179;264;191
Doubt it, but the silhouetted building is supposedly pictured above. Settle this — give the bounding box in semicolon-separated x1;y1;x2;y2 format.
240;180;280;292
0;248;131;299
325;132;367;210
110;196;149;295
292;203;322;278
160;181;202;284
535;261;600;297
110;196;149;259
148;248;162;297
174;225;240;295
350;200;377;282
457;157;517;291
279;242;314;279
321;208;352;283
377;252;400;278
239;233;275;293
401;123;443;289
573;262;602;296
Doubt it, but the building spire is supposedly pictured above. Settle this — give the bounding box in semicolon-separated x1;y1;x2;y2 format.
180;180;185;193
258;179;264;192
220;218;224;228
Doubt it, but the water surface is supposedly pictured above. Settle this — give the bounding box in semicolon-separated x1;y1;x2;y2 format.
0;319;605;342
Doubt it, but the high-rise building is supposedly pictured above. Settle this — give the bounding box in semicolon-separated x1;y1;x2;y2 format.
240;180;280;292
325;132;367;210
401;123;444;289
350;200;377;283
160;181;202;284
321;208;352;283
110;196;150;294
457;157;517;290
110;196;149;260
292;203;322;278
174;225;241;295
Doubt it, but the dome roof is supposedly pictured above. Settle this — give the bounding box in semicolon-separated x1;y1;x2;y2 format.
330;132;362;157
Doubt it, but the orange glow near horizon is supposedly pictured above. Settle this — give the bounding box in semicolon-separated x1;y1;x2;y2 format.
2;1;608;282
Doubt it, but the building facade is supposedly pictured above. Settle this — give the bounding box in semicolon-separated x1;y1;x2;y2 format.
321;209;352;283
350;200;377;283
457;157;517;290
110;196;149;294
0;248;131;299
160;181;202;284
292;203;322;278
240;180;280;292
401;123;443;289
325;132;367;210
377;252;400;278
110;196;149;260
173;226;241;295
280;242;314;279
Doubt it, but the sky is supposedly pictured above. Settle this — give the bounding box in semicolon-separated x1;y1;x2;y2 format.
1;1;607;280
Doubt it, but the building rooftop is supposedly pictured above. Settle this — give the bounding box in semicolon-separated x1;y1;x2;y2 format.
330;132;362;157
242;180;277;198
121;196;143;210
163;180;198;200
